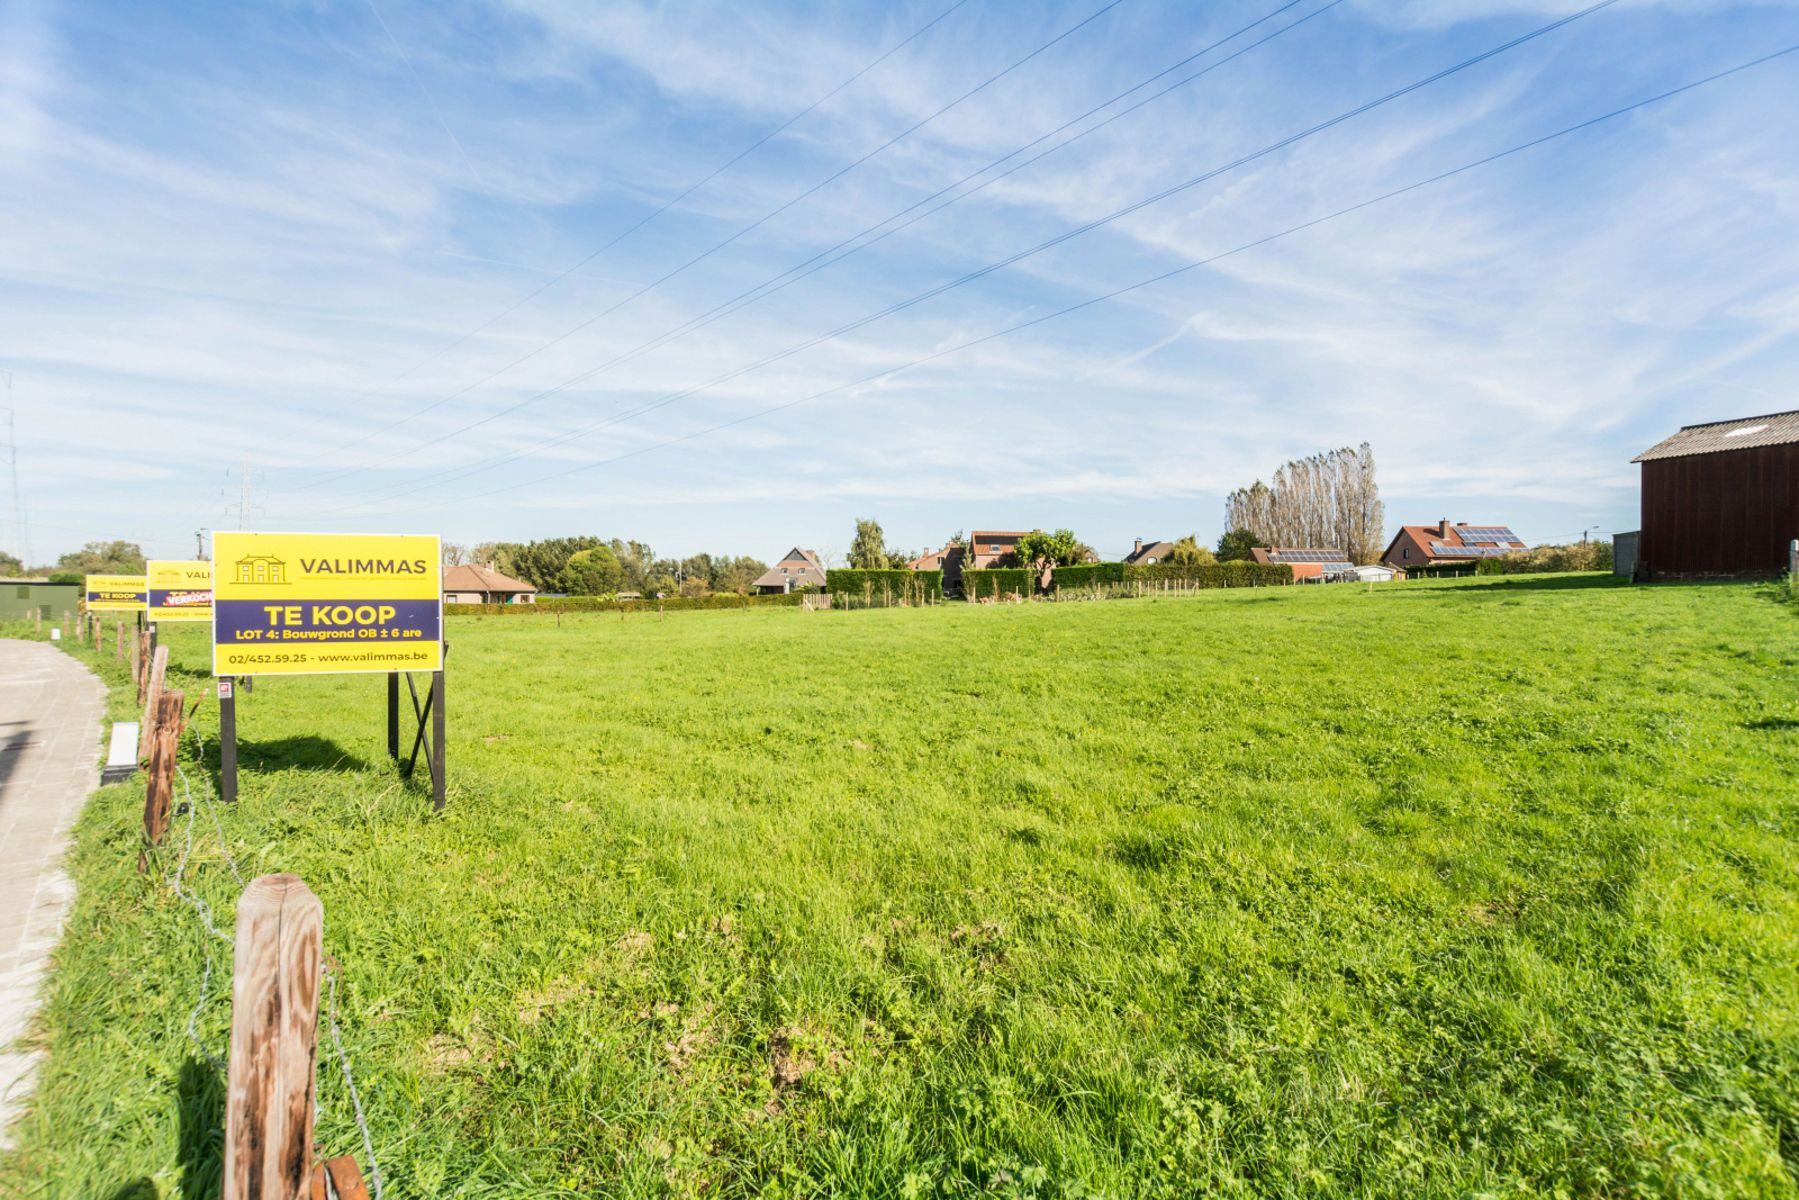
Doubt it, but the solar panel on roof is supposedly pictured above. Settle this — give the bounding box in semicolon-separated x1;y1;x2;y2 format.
1456;526;1519;544
1271;549;1349;563
1430;542;1514;557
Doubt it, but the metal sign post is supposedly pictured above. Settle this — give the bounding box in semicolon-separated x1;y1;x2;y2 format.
387;645;448;811
219;677;238;803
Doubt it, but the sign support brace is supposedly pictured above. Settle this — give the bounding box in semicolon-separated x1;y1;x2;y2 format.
387;643;447;811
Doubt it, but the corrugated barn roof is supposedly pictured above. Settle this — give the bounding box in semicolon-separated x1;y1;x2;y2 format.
1633;409;1799;462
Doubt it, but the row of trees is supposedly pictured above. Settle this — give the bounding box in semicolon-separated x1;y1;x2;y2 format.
1;540;147;582
1223;444;1384;564
468;537;768;597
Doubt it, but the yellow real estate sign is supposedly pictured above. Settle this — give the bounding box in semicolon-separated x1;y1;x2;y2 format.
85;574;147;612
147;560;214;623
211;532;442;676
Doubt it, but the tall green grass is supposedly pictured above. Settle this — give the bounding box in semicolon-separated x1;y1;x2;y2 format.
2;577;1796;1197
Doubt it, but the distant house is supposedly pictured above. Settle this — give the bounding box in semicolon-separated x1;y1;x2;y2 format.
908;543;960;571
1124;538;1175;566
754;548;826;594
1251;547;1355;581
967;531;1027;570
1382;521;1525;574
443;563;537;604
1;577;81;621
1632;409;1799;577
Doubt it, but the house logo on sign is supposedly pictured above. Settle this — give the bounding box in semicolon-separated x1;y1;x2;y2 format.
233;555;287;585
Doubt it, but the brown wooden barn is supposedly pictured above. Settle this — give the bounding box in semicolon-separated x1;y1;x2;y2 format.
1632;410;1799;578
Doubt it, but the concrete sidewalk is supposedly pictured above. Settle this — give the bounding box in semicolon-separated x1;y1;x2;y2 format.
0;640;107;1151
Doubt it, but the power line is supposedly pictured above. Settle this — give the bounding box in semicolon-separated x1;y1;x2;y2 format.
366;0;490;191
315;0;1615;517
336;42;1799;522
283;0;972;493
302;0;1340;511
292;0;1130;493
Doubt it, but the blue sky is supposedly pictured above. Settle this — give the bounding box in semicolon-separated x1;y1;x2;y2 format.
3;0;1796;565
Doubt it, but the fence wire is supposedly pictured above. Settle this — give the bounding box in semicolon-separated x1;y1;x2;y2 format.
156;723;383;1194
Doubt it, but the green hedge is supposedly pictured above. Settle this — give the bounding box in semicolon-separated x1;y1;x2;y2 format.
1475;542;1613;575
1123;562;1293;587
445;593;803;616
824;570;942;605
961;568;1035;600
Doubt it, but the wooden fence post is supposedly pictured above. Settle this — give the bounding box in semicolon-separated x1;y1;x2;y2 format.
139;689;185;868
223;874;324;1200
143;645;170;754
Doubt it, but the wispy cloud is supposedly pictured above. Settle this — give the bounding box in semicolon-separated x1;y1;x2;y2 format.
1;0;1795;562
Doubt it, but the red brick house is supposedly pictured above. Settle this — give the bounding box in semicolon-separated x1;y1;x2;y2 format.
908;542;960;571
1382;521;1525;573
967;531;1027;569
1250;547;1354;581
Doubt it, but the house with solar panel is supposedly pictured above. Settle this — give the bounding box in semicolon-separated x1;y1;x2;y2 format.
1381;521;1525;575
1249;546;1355;581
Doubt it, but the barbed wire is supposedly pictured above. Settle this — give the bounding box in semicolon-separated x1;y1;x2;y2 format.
157;722;383;1193
326;964;386;1200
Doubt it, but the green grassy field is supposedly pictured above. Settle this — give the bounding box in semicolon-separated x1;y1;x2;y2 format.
2;576;1797;1198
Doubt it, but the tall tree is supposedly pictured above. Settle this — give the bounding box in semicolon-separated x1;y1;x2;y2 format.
56;540;146;575
713;556;767;594
1222;445;1383;562
558;546;624;595
848;518;899;569
1168;535;1216;566
1014;528;1083;569
1215;528;1263;562
441;542;468;567
497;537;604;590
607;539;657;593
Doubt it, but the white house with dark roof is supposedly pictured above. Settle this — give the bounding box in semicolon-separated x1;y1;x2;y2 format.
1124;538;1176;565
443;562;537;603
753;548;826;594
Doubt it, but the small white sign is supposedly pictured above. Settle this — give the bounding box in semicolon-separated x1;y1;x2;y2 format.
217;679;234;700
50;628;61;641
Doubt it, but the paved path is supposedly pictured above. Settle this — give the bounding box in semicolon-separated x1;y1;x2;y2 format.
0;640;107;1151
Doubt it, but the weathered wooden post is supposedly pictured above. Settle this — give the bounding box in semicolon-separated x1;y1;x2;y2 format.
139;689;185;869
142;645;170;755
222;874;324;1200
116;620;126;661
